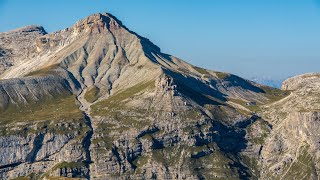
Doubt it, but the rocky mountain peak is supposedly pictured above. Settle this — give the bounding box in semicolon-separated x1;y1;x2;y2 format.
281;73;320;90
4;25;47;35
0;12;319;180
72;13;126;35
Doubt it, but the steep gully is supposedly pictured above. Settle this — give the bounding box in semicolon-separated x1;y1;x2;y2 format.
76;88;94;179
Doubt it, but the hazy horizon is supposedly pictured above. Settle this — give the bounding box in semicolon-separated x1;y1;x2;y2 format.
1;0;319;82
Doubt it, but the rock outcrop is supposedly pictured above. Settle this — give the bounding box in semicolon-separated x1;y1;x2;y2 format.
0;25;47;75
281;73;320;91
259;73;320;179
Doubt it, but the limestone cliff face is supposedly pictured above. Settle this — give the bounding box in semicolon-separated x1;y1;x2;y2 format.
0;125;91;179
259;73;320;180
281;73;320;91
0;13;318;180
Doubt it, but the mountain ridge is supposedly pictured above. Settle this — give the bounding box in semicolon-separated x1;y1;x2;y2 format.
0;12;318;180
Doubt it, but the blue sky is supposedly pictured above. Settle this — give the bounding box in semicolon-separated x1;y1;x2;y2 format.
0;0;320;80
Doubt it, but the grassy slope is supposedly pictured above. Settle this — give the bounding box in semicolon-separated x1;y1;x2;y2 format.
0;94;85;136
0;95;83;124
259;86;290;102
91;81;155;117
24;64;60;77
228;86;290;114
193;66;230;79
84;86;100;103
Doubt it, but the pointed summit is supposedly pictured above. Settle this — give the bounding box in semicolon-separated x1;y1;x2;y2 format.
0;12;269;105
77;13;122;25
72;13;128;35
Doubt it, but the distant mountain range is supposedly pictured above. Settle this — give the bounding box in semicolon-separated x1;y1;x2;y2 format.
250;77;288;88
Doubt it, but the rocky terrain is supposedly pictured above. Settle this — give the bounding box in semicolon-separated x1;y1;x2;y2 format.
0;13;319;180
